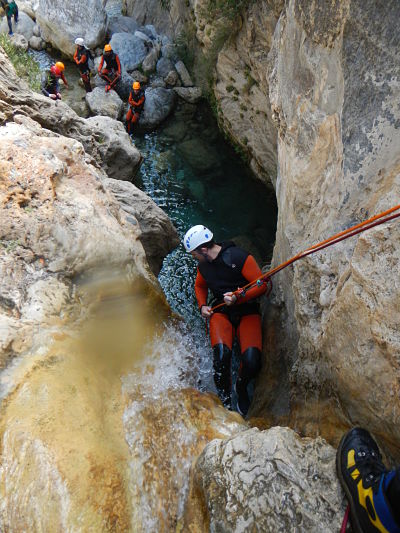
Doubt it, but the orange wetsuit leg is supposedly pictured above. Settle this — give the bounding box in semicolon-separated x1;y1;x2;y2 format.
236;314;262;353
209;312;234;350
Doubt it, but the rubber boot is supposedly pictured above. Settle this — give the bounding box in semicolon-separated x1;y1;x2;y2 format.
235;347;261;417
212;344;232;409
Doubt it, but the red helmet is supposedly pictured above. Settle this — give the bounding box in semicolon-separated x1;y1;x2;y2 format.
50;65;61;77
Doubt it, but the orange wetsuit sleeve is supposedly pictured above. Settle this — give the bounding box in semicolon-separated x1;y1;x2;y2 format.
128;92;134;106
131;95;145;107
61;73;68;87
236;255;267;304
73;50;78;63
116;55;121;75
98;55;104;71
195;269;208;309
77;53;87;65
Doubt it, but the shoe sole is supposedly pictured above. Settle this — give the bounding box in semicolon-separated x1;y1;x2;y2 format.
336;431;364;533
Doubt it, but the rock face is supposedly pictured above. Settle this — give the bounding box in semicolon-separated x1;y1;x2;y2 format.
139;87;176;129
37;0;107;56
105;178;180;275
0;49;140;181
184;426;345;532
109;32;148;72
86;86;124;120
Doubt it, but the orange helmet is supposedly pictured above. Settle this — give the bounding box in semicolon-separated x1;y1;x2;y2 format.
132;81;140;90
104;44;112;53
55;61;65;72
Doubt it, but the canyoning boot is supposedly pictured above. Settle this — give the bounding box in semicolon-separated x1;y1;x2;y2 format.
212;344;232;410
336;427;400;533
235;377;250;417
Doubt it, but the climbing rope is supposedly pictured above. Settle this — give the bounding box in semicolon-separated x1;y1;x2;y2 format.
210;203;400;313
340;504;350;533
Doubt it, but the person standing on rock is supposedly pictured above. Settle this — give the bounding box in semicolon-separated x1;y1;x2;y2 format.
41;62;69;100
73;37;92;93
5;0;18;36
126;81;145;135
183;225;267;416
98;44;121;93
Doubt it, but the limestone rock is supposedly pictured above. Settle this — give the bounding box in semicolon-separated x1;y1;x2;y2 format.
139;87;176;130
86;86;124;120
156;56;174;78
36;0;107;56
174;60;193;87
184;426;345;532
150;77;166;89
129;70;148;84
85;116;141;181
17;0;38;19
115;71;135;101
32;23;40;37
107;15;138;36
105;178;179;274
164;70;179;87
161;42;177;61
109;32;148;72
9;33;28;51
134;29;153;44
174;87;202;104
0;11;35;40
142;47;159;74
29;35;44;50
0;49;140;181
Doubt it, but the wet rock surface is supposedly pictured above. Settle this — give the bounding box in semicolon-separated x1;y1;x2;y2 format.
184;426;345;532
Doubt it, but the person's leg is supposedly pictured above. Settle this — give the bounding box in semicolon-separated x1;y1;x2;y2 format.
337;427;400;533
209;312;234;409
108;72;120;90
7;16;12;34
14;5;18;23
126;108;133;133
81;72;92;92
235;314;262;416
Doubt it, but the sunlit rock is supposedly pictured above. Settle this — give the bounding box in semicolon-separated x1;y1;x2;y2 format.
37;0;106;55
86;86;124;120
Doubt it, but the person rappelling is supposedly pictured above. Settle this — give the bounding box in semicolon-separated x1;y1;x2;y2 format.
126;81;145;135
183;224;268;416
98;44;121;93
73;37;92;93
41;62;68;100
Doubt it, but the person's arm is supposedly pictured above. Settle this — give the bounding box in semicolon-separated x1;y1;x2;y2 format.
60;72;68;88
195;269;212;317
77;53;87;65
224;255;267;306
115;55;121;76
98;55;104;72
130;95;145;108
73;50;78;63
128;92;134;106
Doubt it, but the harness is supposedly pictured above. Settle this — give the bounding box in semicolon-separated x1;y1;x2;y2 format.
76;47;89;73
103;52;119;72
129;89;145;113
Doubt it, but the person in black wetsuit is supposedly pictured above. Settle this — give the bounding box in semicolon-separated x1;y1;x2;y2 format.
98;44;121;92
183;224;268;416
126;81;145;134
73;37;92;93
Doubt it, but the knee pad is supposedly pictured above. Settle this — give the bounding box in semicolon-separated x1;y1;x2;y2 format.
239;347;261;383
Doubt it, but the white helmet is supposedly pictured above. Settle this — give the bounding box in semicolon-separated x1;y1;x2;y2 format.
75;37;85;46
183;225;213;252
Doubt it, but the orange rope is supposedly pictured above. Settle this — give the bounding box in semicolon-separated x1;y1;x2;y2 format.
211;204;400;312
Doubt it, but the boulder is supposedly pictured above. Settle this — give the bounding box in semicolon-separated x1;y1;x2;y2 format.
151;77;166;89
0;11;35;40
109;32;148;72
134;29;152;45
129;70;148;84
161;42;177;61
142;24;158;39
177;138;221;174
104;178;179;274
156;56;174;78
107;15;138;36
32;23;40;37
139;87;176;130
175;60;193;87
164;70;179;87
36;0;106;56
114;71;135;101
183;427;345;531
9;33;28;51
17;0;38;19
29;35;44;50
174;87;202;104
86;86;124;120
142;47;159;74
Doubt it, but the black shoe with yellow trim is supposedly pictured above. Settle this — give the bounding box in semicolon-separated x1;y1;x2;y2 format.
337;427;400;533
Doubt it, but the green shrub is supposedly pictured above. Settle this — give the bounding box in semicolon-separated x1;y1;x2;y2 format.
226;84;235;92
0;34;41;91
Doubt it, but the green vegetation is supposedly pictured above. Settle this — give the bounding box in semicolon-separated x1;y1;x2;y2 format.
226;85;235;92
202;0;253;22
0;34;41;91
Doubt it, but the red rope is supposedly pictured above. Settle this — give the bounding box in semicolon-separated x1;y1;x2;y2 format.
210;204;400;313
340;504;350;533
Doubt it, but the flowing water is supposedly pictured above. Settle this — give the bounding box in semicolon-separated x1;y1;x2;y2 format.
1;49;278;531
